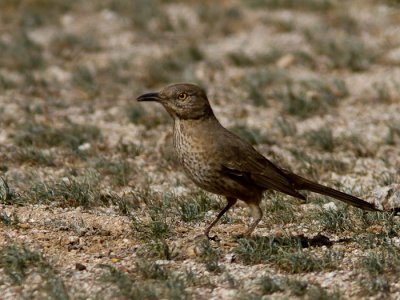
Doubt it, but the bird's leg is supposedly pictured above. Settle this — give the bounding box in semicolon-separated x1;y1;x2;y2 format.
244;203;263;237
205;197;237;241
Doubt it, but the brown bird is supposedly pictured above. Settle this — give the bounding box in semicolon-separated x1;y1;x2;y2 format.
137;83;379;239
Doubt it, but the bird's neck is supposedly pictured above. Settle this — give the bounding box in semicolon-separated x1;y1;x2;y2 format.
173;113;221;136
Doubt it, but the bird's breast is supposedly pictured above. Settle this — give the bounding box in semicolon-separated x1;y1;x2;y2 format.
173;120;218;185
172;118;257;199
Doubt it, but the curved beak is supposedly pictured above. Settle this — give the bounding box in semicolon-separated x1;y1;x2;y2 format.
137;92;161;102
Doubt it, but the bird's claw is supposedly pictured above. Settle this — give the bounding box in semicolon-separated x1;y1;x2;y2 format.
206;233;220;242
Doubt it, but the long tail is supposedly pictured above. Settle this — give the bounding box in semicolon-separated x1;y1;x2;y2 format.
283;171;380;211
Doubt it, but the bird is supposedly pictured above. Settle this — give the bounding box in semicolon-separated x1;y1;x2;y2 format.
137;83;379;240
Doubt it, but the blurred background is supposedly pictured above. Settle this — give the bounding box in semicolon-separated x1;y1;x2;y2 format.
1;1;400;299
1;0;399;189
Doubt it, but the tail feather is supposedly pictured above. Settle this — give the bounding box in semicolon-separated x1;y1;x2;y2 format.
283;171;379;211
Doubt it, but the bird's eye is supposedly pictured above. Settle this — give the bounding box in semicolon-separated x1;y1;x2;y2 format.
177;92;188;101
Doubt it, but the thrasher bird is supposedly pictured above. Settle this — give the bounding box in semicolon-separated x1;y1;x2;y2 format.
137;83;379;240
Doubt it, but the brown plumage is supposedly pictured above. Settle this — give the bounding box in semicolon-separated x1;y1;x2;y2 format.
137;83;379;239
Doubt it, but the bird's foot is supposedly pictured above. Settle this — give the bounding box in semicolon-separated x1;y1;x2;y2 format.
207;234;220;242
233;231;253;240
233;233;247;240
205;231;220;242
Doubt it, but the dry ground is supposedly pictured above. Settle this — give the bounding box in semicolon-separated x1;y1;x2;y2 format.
1;0;400;299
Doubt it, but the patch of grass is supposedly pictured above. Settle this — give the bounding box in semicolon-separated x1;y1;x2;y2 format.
99;259;187;299
197;3;243;36
130;190;179;259
385;122;400;145
358;210;400;237
104;192;141;216
272;117;297;137
0;73;16;90
95;158;133;186
105;0;172;33
275;79;348;119
233;235;300;265
373;82;393;103
244;68;288;89
314;207;353;233
258;276;283;295
292;50;318;68
50;32;101;59
13;120;101;151
142;44;204;87
358;246;399;295
263;193;296;225
247;81;267;107
197;239;222;273
242;68;288;107
307;285;342;300
137;240;177;260
227;51;254;67
326;11;360;34
230;124;272;145
289;148;351;177
19;173;102;208
176;191;220;223
375;172;399;186
227;49;280;68
0;177;15;204
360;276;390;295
286;279;308;297
233;235;342;273
304;128;335;152
126;105;170;129
127;105;146;123
0;245;68;299
132;213;171;241
116;140;143;158
361;252;387;276
0;30;44;71
72;65;98;96
135;259;170;280
164;276;188;300
0;211;19;226
242;0;333;11
99;264;159;299
14;147;56;166
17;0;77;28
339;134;375;157
131;190;178;241
306;31;379;71
278;249;342;274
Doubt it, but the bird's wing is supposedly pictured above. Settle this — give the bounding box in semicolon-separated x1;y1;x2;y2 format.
217;131;305;199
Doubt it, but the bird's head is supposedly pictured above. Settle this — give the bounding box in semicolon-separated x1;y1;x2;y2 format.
137;83;214;120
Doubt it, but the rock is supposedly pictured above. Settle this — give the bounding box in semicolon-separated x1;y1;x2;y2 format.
18;223;31;229
276;54;295;68
61;235;80;246
224;253;236;263
78;143;91;151
75;263;87;271
0;177;10;202
323;202;337;211
368;184;400;211
366;225;383;234
185;246;197;258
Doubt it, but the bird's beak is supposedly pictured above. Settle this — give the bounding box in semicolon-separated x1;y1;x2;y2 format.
137;92;161;102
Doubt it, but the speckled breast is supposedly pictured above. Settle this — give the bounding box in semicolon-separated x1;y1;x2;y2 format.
172;120;251;199
173;121;220;191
